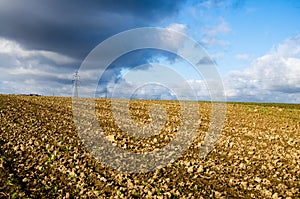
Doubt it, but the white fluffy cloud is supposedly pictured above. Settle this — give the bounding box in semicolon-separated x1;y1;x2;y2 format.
224;35;300;103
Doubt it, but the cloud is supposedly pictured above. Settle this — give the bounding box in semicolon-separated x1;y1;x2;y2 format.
0;0;186;60
0;38;76;65
167;23;188;34
101;78;208;101
105;80;177;100
197;0;228;9
196;56;215;65
201;18;231;37
197;0;246;10
272;35;300;57
224;35;300;103
235;53;250;61
0;0;187;95
0;37;77;95
200;18;231;48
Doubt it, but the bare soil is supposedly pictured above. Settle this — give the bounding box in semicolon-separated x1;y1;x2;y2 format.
0;95;299;198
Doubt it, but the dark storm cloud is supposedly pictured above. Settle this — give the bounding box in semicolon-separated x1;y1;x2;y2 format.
0;0;186;60
98;49;179;86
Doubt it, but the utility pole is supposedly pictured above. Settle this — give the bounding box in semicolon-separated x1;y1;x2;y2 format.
72;71;79;98
104;87;108;98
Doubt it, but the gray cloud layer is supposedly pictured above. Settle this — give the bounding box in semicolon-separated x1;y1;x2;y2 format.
0;0;185;59
0;0;187;96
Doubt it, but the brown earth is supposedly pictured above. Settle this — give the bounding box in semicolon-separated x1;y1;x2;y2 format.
0;94;299;198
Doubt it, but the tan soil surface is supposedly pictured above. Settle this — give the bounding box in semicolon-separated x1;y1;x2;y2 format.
0;94;299;198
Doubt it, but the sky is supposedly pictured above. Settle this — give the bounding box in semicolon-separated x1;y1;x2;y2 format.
0;0;299;103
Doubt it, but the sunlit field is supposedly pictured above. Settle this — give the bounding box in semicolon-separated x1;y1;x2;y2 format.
0;94;299;198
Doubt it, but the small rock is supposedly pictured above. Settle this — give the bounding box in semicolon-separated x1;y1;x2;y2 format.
239;163;246;169
262;189;272;198
254;177;261;183
241;181;247;189
229;178;235;186
100;177;107;182
106;135;114;142
272;193;279;199
22;178;29;182
214;191;222;198
34;140;39;146
286;190;293;197
197;165;204;173
187;166;193;173
20;144;25;151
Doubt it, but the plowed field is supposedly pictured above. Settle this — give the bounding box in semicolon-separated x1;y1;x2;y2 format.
0;95;299;198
